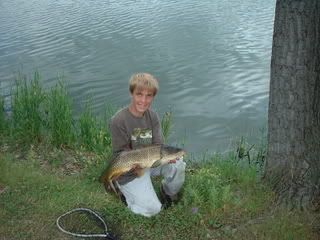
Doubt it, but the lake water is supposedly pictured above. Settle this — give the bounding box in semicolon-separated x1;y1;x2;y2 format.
0;0;275;155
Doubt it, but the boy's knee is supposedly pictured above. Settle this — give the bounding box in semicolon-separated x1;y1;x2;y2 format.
147;201;162;216
162;160;186;196
132;200;162;217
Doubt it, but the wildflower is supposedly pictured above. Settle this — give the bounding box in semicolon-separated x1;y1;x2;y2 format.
191;207;199;214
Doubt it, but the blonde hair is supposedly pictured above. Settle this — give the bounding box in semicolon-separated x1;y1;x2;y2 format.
129;73;159;96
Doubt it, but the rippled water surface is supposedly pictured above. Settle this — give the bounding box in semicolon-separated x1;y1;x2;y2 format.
0;0;275;154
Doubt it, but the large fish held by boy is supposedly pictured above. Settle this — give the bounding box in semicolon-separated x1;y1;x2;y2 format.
99;144;185;194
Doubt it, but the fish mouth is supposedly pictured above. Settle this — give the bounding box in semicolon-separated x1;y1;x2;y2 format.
180;150;186;156
176;150;186;159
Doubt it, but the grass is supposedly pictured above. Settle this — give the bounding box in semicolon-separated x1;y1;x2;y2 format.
0;95;7;134
0;72;318;239
45;79;74;147
11;71;45;142
77;100;112;154
0;153;111;240
161;111;173;143
5;72;113;154
0;148;317;240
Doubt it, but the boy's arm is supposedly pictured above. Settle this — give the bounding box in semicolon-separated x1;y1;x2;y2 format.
109;119;131;153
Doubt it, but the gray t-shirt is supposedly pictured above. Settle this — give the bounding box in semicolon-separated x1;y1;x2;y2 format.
109;107;163;184
110;107;163;153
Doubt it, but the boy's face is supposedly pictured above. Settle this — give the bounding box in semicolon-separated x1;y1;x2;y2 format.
130;87;155;117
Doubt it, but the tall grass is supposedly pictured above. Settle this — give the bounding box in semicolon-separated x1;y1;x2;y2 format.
78;101;100;151
1;71;115;154
11;72;45;142
234;130;267;175
161;111;173;143
0;95;7;134
76;102;114;182
45;79;74;147
78;101;113;154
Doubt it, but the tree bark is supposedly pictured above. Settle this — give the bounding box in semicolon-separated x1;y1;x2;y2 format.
265;0;320;210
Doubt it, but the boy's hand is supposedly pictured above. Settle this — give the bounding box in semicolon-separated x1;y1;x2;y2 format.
168;157;180;164
131;164;144;176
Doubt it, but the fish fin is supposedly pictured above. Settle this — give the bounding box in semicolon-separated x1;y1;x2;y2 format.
102;180;111;192
151;159;162;168
109;180;118;195
102;180;118;196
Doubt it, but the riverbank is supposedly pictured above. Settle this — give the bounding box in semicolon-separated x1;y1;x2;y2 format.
0;138;317;239
0;73;318;239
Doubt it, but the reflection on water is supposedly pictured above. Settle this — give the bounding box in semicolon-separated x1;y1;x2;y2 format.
0;0;275;154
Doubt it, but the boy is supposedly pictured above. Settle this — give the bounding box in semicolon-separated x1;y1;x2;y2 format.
109;73;186;217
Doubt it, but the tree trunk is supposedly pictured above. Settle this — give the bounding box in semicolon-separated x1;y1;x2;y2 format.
265;0;320;210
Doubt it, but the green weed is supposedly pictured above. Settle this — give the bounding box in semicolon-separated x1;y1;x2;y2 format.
45;79;74;147
234;132;267;175
161;111;173;143
1;71;116;154
0;95;7;134
77;102;112;154
78;101;101;151
11;71;45;143
182;154;273;224
76;102;114;182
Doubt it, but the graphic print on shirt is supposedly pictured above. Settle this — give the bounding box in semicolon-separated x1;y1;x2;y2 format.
131;128;152;149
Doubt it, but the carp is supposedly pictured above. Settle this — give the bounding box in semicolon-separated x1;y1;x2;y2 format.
100;145;185;194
